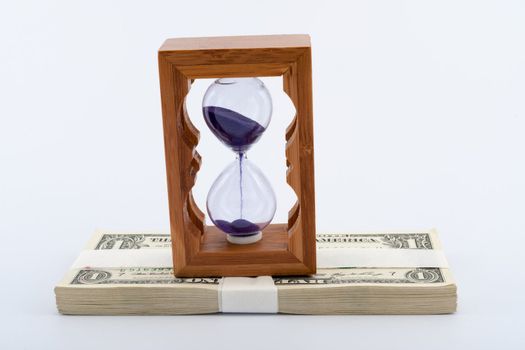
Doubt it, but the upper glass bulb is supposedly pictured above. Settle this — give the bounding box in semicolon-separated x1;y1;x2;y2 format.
202;77;272;152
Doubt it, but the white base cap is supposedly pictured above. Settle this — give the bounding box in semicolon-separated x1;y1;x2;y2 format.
227;232;262;245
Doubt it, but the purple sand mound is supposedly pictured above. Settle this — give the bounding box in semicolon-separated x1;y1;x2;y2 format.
203;106;266;151
214;219;261;236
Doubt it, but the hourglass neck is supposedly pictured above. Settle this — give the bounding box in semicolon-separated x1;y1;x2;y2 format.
236;152;247;160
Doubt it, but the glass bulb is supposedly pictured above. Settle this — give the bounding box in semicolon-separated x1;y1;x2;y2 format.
203;77;272;152
206;154;276;241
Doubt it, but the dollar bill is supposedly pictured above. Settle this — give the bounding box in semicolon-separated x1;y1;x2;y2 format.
87;229;441;250
66;266;449;286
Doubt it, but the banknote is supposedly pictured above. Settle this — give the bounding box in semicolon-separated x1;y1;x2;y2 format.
64;266;450;286
87;230;441;251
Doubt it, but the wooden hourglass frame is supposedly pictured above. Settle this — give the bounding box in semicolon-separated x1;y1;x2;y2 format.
159;35;316;277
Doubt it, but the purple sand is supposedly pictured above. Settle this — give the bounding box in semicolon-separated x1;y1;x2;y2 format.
214;219;262;236
203;106;266;151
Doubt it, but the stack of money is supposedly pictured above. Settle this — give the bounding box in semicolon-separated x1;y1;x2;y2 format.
55;230;457;315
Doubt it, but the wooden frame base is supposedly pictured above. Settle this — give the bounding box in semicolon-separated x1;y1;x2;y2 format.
159;35;316;277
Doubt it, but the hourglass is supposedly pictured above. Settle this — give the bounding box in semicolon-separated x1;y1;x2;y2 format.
159;34;317;277
203;78;276;244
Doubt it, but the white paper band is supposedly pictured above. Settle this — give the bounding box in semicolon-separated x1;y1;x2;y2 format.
317;248;449;268
218;276;278;313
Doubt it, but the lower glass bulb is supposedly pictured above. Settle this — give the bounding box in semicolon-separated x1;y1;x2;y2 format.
206;154;276;243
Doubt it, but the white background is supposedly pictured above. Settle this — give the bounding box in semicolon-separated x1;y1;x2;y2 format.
1;0;524;349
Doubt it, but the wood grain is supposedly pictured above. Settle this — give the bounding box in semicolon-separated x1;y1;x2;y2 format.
158;34;316;277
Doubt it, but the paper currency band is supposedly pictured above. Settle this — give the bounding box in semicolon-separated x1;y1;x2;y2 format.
218;276;278;313
71;248;449;269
